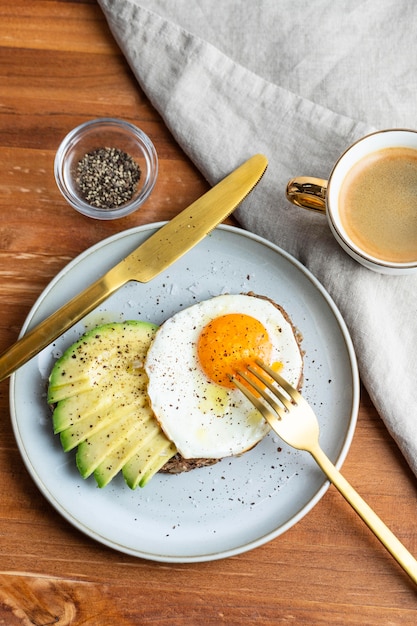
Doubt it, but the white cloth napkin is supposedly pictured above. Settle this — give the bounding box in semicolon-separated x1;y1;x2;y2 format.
98;0;417;475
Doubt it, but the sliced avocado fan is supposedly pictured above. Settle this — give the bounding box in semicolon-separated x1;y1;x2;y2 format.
47;321;177;489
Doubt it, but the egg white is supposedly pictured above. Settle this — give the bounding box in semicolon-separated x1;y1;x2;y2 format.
144;294;303;459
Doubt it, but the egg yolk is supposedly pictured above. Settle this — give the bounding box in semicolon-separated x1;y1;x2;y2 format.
197;313;273;388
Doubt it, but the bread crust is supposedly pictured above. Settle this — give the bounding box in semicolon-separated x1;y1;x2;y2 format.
159;454;219;474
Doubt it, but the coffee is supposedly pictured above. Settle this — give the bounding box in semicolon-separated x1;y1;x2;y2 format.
339;147;417;264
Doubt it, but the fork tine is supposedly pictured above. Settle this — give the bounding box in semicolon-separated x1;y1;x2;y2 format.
255;358;303;404
230;374;273;419
246;364;293;412
234;369;287;419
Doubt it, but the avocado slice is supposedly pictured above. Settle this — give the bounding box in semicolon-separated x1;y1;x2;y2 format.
122;432;177;489
55;382;147;451
93;413;166;488
76;411;146;479
47;321;177;488
48;320;155;404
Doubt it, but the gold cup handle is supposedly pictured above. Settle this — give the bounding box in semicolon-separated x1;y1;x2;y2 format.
286;177;328;213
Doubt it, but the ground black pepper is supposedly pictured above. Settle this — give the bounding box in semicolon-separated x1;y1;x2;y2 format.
76;146;141;209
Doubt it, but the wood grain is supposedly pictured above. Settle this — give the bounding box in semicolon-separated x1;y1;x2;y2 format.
1;1;417;624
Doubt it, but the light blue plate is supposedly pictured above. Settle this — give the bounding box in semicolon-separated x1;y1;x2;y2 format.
10;224;359;562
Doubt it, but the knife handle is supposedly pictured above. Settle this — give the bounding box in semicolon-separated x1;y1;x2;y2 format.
0;267;125;382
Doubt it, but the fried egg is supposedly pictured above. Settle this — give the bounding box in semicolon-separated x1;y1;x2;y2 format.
144;294;303;459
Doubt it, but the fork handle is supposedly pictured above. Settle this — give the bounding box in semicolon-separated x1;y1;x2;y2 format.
310;443;417;585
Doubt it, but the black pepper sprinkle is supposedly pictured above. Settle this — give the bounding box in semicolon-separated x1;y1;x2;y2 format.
75;146;141;209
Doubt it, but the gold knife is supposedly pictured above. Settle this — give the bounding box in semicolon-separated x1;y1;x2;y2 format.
0;153;268;381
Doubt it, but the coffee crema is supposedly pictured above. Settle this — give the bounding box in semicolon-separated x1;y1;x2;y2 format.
339;146;417;264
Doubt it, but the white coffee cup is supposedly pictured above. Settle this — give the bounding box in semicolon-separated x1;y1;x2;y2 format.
287;129;417;275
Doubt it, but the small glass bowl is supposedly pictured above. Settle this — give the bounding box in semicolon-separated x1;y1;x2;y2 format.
54;118;158;220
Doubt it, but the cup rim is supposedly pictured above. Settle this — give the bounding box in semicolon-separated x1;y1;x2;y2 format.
326;128;417;271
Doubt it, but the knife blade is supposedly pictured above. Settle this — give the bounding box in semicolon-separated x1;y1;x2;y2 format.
0;153;267;381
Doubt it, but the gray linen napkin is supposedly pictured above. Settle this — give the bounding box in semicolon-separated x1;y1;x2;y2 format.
98;0;417;475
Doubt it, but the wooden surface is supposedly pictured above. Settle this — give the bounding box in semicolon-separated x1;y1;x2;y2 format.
1;1;417;624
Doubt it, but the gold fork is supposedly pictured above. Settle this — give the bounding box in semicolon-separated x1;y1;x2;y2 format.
231;359;417;585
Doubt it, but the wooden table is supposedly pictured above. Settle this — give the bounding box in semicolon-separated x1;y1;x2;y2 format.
1;2;416;624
